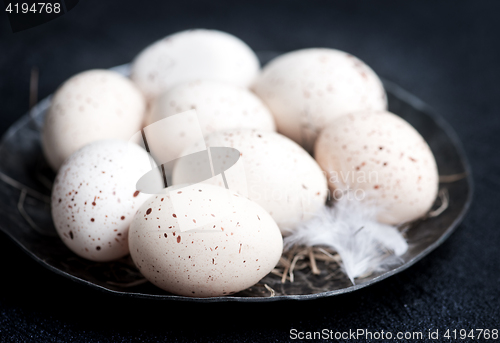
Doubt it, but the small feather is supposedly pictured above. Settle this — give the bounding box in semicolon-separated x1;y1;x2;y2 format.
283;195;408;284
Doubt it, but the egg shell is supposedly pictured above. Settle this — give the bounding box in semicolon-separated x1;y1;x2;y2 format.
129;183;283;297
172;129;328;231
252;48;387;152
314;110;439;225
145;80;276;162
51;139;152;262
131;29;260;100
42;69;146;171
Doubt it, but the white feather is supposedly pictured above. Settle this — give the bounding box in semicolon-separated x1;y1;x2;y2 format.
283;195;408;284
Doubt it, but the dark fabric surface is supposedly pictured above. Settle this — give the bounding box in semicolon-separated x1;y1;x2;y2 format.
0;1;499;342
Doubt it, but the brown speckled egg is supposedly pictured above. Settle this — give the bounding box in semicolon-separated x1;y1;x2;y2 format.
130;29;260;100
252;48;387;152
51;139;152;262
314;111;439;225
42;70;146;171
172;129;328;232
145;80;276;161
128;183;283;297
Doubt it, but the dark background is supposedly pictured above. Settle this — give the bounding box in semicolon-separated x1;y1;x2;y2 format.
1;0;499;342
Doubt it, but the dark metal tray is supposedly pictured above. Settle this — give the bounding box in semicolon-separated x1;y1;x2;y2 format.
0;58;473;302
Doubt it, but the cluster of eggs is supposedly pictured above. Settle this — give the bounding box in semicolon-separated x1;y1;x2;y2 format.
43;29;438;297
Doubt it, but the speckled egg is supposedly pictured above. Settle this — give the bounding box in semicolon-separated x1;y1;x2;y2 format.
172;129;328;231
314;110;439;225
131;29;260;100
252;48;387;152
129;183;283;297
51;139;152;262
145;79;276;161
42;69;146;171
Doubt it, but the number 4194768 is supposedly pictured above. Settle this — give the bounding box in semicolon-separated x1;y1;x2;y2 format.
5;2;61;14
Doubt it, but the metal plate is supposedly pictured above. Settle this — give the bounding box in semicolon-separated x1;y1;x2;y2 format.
0;57;473;302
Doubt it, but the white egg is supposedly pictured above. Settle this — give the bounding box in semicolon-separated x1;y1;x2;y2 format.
144;80;275;162
129;183;283;297
314;111;439;225
42;70;146;171
172;129;328;231
253;48;387;152
131;29;260;100
51;139;152;262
